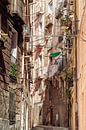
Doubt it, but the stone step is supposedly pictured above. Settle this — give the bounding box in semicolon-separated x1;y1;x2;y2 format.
32;125;68;130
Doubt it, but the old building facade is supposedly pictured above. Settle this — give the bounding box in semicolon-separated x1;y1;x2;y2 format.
77;0;86;130
1;1;86;130
0;0;31;130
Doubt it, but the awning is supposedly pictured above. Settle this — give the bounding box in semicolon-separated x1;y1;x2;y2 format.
50;52;61;58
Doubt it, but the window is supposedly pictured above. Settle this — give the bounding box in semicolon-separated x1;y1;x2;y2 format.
49;56;52;63
39;55;42;67
38;21;42;44
9;24;18;82
10;29;18;63
36;68;39;78
9;92;16;125
38;81;42;95
8;24;18;63
48;1;53;14
60;78;64;97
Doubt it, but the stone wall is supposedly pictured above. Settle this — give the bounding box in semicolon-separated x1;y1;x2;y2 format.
0;118;9;130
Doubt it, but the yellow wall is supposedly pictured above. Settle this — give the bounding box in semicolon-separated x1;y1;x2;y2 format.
77;1;86;130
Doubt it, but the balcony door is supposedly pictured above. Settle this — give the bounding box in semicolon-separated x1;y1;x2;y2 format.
9;27;18;63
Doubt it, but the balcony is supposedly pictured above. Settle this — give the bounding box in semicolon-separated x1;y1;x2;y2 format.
55;8;62;19
10;0;24;23
45;14;53;28
35;4;44;16
55;54;67;73
34;1;44;16
29;0;33;3
36;8;44;16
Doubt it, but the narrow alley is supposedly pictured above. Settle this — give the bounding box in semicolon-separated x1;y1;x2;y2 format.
0;0;86;130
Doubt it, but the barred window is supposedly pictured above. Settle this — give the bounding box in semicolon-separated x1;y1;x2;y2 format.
9;92;16;125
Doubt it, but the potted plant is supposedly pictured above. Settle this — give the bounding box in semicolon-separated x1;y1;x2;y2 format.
60;17;68;26
9;63;17;82
60;16;72;27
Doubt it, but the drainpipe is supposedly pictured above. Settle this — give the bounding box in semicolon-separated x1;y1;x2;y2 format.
26;0;31;129
21;42;25;130
21;88;24;130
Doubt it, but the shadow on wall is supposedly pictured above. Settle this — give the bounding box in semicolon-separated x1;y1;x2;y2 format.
0;50;7;84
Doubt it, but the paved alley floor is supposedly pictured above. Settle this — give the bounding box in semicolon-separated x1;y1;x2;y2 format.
32;125;68;130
